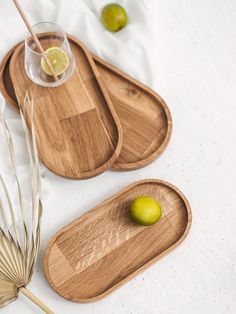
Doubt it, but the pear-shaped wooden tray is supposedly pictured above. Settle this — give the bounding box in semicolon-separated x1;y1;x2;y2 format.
44;179;191;302
0;36;172;171
9;35;122;179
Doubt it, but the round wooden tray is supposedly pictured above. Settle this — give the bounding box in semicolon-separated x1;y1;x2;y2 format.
8;35;123;179
44;179;191;302
0;36;172;172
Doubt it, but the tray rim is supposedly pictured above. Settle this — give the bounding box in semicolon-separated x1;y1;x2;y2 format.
0;44;19;108
43;178;192;303
9;36;123;180
0;35;172;172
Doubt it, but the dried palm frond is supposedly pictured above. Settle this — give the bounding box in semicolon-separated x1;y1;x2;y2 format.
0;93;53;313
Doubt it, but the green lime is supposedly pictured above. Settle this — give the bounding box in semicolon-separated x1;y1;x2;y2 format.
101;3;128;32
41;47;69;76
129;196;162;226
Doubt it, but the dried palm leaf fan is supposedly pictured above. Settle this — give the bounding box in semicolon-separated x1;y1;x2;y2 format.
0;93;53;313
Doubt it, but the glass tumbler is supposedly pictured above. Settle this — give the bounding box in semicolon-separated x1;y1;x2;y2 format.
24;22;75;87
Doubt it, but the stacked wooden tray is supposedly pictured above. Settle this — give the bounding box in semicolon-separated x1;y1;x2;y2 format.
0;35;172;179
0;36;191;303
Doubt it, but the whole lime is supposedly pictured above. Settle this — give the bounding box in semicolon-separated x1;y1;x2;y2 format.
129;196;162;226
101;3;128;32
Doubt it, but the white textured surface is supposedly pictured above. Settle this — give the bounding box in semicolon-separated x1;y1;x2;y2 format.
1;0;236;313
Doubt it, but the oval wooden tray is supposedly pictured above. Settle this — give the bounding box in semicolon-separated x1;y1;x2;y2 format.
0;36;172;171
9;35;122;179
93;56;172;170
44;179;191;302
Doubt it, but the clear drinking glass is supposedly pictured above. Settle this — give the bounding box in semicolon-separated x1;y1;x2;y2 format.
25;22;75;87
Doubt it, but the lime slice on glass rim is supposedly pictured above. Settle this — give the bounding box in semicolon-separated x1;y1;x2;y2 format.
41;47;69;76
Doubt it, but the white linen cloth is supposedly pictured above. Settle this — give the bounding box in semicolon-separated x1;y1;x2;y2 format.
0;0;157;85
1;1;236;314
0;0;158;219
0;1;160;313
0;0;158;203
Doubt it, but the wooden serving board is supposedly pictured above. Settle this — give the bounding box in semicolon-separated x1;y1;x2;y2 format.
44;179;191;302
9;34;122;179
0;36;172;171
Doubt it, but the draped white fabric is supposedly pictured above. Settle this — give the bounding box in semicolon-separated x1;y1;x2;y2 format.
0;1;160;312
0;0;158;220
0;0;157;85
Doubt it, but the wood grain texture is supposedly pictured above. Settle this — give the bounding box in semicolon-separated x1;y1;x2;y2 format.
93;55;172;170
1;36;172;171
9;34;122;179
44;179;192;302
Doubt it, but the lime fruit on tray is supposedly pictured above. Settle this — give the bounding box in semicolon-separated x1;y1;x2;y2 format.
129;196;162;226
101;3;128;32
41;47;69;76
